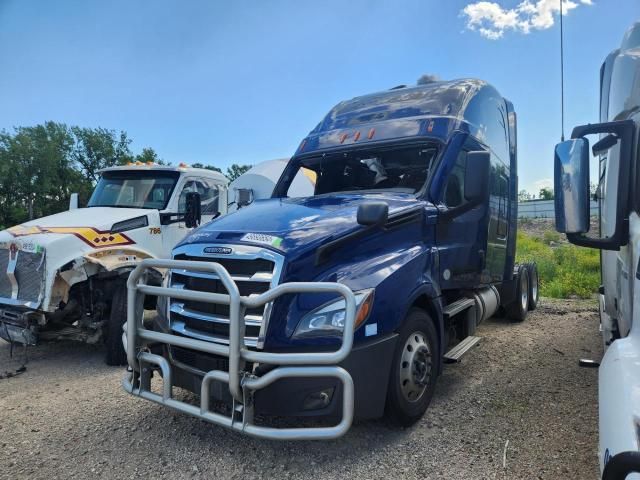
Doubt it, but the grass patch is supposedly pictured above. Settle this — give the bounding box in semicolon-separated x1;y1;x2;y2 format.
516;230;600;299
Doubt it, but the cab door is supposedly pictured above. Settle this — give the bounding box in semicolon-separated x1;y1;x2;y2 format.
193;178;223;225
160;177;197;257
435;138;490;290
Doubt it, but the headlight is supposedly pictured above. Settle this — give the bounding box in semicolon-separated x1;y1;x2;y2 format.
293;289;374;339
111;215;149;233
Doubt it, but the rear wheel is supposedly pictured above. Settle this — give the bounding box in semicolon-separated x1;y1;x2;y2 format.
506;265;529;322
105;282;128;366
526;262;539;311
385;308;440;426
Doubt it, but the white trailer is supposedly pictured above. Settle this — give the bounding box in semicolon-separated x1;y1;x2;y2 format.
229;158;315;210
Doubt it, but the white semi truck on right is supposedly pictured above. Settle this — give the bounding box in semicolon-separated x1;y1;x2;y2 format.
554;22;640;480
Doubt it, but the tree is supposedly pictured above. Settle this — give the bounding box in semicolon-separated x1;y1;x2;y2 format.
191;162;222;173
135;147;162;164
0;122;83;224
518;189;532;202
226;164;252;182
70;126;133;182
539;187;554;200
0;122;165;229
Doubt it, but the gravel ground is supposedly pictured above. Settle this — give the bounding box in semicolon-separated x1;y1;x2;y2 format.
0;298;601;480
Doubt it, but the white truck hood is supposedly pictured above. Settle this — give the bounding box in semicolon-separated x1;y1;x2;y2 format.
0;207;152;250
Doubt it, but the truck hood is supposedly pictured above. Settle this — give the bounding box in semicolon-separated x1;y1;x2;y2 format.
180;193;426;254
0;207;153;251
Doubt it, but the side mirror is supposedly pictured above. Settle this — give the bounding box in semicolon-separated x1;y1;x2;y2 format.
236;188;254;208
357;201;388;227
464;151;490;204
554;120;634;251
69;193;79;210
184;192;201;228
554;138;590;234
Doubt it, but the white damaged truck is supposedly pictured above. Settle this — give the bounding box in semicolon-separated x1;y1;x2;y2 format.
0;164;228;365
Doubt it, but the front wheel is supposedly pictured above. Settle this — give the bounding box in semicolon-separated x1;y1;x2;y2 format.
105;282;128;366
385;308;440;426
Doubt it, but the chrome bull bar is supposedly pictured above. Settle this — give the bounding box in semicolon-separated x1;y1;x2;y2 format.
122;258;356;440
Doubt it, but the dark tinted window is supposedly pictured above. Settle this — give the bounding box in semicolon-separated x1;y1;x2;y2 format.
279;145;439;198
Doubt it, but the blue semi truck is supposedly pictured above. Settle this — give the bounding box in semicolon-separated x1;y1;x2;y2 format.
123;78;539;440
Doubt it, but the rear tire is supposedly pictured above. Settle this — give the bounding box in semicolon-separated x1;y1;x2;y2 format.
385;308;440;426
525;262;539;311
506;265;529;322
105;282;128;366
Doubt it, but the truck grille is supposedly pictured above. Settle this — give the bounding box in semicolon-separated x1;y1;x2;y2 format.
0;248;45;304
168;245;284;348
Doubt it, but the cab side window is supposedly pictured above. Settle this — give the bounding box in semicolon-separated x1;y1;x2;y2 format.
177;180;196;214
195;180;220;215
443;150;467;208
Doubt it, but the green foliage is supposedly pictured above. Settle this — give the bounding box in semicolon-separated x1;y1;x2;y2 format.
191;163;252;182
226;164;251;182
516;230;600;299
542;230;561;245
135;147;163;164
70;126;133;182
191;162;222;173
0;122;159;229
538;187;554;200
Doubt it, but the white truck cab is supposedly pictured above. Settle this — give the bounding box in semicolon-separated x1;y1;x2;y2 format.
0;163;228;365
554;23;640;480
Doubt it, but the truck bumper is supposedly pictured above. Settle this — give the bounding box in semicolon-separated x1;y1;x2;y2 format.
168;333;397;420
122;258;366;440
0;308;38;345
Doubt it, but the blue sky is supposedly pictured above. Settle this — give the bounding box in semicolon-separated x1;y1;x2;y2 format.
0;0;637;193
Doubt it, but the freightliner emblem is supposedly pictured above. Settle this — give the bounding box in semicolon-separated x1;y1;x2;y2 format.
203;246;233;255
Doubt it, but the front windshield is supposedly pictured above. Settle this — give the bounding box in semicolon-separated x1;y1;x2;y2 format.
276;144;438;198
88;171;180;209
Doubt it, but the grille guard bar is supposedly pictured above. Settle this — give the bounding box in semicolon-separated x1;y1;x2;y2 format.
122;258;357;440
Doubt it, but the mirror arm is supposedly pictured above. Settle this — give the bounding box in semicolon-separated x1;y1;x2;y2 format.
438;196;486;222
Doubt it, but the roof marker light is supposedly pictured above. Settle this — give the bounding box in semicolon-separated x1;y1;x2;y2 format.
135;161;143;166
179;162;188;168
339;133;348;144
427;120;434;133
367;128;375;139
353;131;361;142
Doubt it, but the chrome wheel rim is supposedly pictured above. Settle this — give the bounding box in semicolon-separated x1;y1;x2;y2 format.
521;270;529;311
531;268;538;302
399;331;432;403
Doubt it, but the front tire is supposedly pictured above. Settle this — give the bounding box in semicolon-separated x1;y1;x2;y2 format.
105;282;128;366
385;308;440;426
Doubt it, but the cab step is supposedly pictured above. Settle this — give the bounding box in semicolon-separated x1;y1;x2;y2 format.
444;336;481;363
443;297;475;319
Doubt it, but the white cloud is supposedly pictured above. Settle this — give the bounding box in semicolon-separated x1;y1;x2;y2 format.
462;0;593;40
